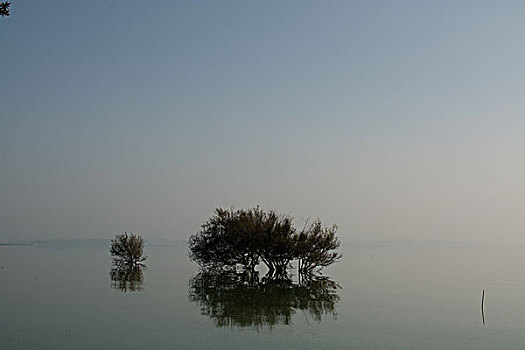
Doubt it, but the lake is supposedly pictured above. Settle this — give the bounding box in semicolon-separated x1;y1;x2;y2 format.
2;238;525;349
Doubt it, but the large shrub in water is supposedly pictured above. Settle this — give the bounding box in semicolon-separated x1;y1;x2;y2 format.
189;207;341;275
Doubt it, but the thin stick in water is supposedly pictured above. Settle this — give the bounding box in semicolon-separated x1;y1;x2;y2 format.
481;289;485;325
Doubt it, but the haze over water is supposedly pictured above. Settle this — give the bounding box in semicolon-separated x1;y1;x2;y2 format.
2;1;525;244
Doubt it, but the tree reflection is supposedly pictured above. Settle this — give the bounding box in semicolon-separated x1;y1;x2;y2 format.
110;263;145;292
188;271;340;328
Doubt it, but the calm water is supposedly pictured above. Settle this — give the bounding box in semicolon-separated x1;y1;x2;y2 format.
2;239;525;349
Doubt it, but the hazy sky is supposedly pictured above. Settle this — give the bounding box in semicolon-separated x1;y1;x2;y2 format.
1;1;525;242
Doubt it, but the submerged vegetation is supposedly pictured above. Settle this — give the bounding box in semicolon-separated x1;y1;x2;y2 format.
110;232;147;267
188;207;341;277
109;232;147;292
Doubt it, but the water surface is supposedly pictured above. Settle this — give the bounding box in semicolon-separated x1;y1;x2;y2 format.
2;239;525;349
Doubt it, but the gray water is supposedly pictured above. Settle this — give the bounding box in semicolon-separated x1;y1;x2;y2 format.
2;239;525;349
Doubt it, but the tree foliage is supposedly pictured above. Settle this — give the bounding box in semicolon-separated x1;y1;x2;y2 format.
0;2;10;17
189;207;341;276
296;221;341;274
110;232;146;266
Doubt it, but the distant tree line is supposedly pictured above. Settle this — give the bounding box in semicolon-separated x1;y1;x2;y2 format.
189;207;341;276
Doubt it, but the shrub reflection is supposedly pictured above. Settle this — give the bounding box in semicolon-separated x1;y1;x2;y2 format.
110;263;145;292
188;271;340;328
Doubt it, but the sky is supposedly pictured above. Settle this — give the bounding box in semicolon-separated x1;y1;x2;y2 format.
1;1;525;243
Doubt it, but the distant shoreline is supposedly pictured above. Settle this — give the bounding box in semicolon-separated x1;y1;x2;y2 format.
0;239;187;248
0;243;36;246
